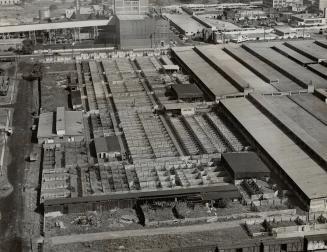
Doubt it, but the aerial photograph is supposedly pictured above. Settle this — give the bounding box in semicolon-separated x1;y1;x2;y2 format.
0;0;326;251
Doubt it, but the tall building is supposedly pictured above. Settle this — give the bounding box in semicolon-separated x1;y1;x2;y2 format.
313;0;327;13
115;14;170;49
114;0;149;15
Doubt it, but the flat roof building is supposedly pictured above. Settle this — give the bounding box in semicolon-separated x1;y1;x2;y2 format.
221;97;327;212
222;152;270;181
171;83;204;101
94;135;122;160
37;107;84;144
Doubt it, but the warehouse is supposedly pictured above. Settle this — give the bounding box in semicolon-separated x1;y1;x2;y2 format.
220;97;327;212
243;44;327;89
194;45;277;94
224;46;302;91
37;107;84;144
171;47;241;100
284;40;327;62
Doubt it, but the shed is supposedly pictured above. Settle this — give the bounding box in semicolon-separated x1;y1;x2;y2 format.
222;152;270;180
171;83;204;100
94;136;121;159
71;90;82;110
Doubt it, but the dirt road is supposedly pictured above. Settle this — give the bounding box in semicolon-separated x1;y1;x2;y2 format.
0;78;34;252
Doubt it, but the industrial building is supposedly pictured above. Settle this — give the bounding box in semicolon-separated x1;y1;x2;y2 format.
37;107;85;144
115;14;171;49
39;39;327;217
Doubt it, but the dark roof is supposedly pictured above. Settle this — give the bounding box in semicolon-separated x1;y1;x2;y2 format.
44;183;239;206
222;152;270;179
71;90;82;106
171;83;204;99
94;136;121;153
305;233;327;241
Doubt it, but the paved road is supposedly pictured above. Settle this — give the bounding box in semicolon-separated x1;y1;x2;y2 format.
0;78;34;252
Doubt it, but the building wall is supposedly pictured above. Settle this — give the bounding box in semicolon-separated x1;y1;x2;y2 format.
313;0;327;12
38;135;84;144
117;17;170;49
263;0;302;8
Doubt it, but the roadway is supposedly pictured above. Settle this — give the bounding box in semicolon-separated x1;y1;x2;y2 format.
0;70;34;251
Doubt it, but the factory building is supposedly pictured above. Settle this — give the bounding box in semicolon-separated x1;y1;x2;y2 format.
263;0;303;8
115;14;170;49
37;107;85;144
170;41;327;212
291;13;327;26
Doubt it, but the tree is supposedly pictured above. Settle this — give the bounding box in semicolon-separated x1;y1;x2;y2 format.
49;4;58;11
216;198;228;208
21;39;34;55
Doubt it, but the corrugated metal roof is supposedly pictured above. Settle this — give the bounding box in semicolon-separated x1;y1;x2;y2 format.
224;47;302;91
195;45;276;93
243;44;327;89
285;40;327;61
37;112;55;138
272;44;316;65
172;47;239;98
221;97;327;200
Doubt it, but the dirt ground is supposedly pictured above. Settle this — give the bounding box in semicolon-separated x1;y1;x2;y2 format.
45;208;143;237
41;63;76;112
46;226;249;252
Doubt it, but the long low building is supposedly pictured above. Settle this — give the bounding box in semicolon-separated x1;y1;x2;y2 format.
220;97;327;212
194;45;277;94
171;46;241;100
243;44;327;89
0;19;111;33
224;46;303;91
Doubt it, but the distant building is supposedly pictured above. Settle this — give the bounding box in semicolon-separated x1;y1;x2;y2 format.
37;107;84;144
114;0;148;15
0;0;20;5
313;0;327;13
115;14;170;49
263;0;303;8
291;13;327;26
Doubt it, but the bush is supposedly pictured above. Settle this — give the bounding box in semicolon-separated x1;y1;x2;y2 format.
216;199;228;208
